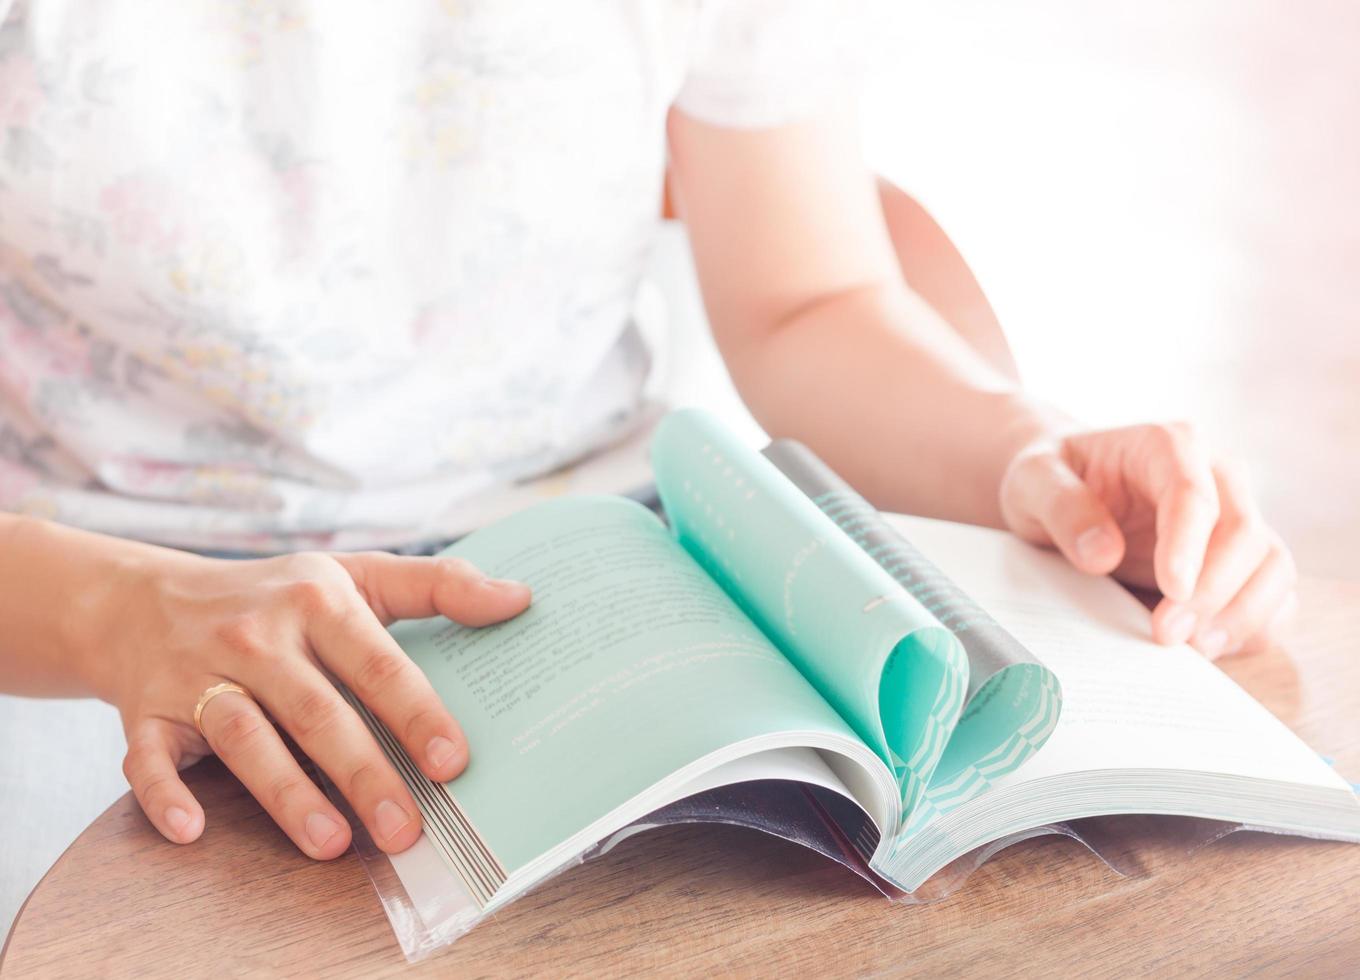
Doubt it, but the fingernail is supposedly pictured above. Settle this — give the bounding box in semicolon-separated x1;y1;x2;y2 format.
375;799;414;842
427;735;460;772
1162;607;1198;645
1076;527;1115;567
165;806;191;838
1197;627;1231;660
305;812;342;851
485;577;527;592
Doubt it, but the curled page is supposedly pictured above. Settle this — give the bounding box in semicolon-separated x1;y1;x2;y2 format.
761;439;1062;834
652;409;967;822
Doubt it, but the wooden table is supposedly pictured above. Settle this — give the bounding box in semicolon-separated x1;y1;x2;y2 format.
4;578;1359;978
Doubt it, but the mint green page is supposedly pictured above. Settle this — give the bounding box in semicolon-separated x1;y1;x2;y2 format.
772;471;1064;841
651;410;968;819
900;664;1062;837
388;496;860;876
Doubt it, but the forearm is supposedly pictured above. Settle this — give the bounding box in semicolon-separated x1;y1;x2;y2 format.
0;514;184;699
666;108;1067;519
724;280;1072;526
875;177;1019;382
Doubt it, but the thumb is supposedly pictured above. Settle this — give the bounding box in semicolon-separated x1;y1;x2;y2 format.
1000;447;1126;575
333;551;532;627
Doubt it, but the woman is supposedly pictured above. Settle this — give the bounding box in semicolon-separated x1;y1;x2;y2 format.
0;0;1295;866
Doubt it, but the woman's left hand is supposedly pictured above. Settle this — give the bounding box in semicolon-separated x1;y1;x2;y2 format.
999;421;1298;659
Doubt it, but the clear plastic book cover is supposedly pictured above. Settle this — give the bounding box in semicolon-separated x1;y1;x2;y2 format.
323;769;1266;963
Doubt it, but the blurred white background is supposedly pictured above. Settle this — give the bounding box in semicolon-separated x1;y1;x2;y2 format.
860;0;1359;577
4;0;1358;945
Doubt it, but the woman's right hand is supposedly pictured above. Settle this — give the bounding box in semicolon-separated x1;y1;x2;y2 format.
89;548;531;859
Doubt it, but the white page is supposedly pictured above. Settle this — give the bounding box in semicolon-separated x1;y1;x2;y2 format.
886;514;1349;793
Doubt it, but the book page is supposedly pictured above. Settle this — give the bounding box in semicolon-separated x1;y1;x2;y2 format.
383;496;863;884
764;440;1063;831
888;515;1348;793
652;410;969;822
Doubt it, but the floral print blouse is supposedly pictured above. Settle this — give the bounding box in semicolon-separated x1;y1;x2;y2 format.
0;0;855;550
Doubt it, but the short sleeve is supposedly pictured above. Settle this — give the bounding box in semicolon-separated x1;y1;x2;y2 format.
674;0;872;129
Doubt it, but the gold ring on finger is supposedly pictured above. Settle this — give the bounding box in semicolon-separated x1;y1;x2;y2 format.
193;681;254;738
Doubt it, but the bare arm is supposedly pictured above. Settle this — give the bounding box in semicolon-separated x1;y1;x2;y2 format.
0;513;125;697
667;106;1050;527
874;176;1019;382
668;104;1297;660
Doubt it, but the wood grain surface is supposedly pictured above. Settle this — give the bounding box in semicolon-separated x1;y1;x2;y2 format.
2;577;1358;978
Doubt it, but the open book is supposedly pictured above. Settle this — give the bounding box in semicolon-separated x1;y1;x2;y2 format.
348;409;1360;951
